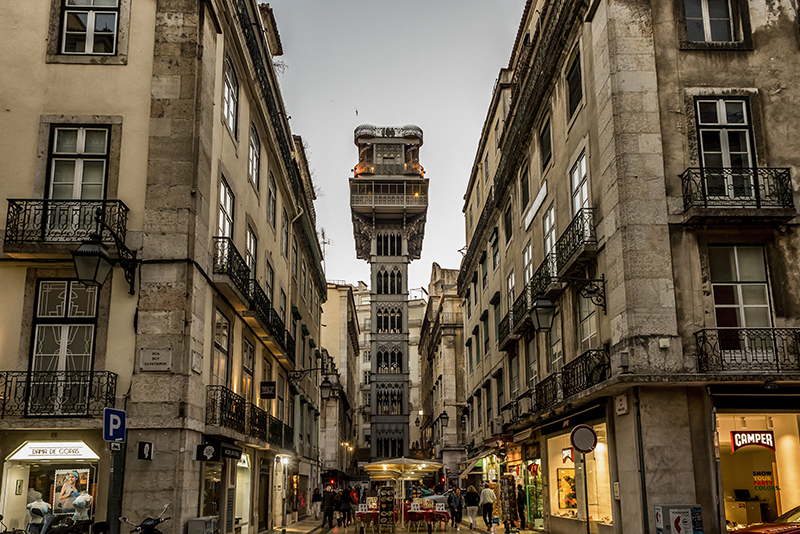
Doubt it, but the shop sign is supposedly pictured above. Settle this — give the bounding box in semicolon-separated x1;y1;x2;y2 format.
731;431;775;452
195;441;243;462
138;442;153;461
752;470;775;491
506;446;522;463
9;441;99;461
260;381;277;399
139;348;172;372
524;443;540;460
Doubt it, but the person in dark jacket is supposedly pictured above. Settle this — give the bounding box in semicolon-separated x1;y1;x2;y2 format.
322;486;335;528
464;486;480;530
448;488;464;530
339;487;353;526
312;488;322;520
516;485;526;530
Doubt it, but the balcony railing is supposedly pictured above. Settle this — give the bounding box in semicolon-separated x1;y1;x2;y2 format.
498;313;512;346
249;403;268;442
283;423;295;450
249;279;271;327
534;372;561;412
350;194;428;207
353;162;425;176
213;237;251;301
695;328;800;372
680;168;794;210
561;349;611;399
269;415;284;446
285;333;296;366
555;208;597;271
0;371;117;417
205;385;247;434
269;309;286;346
530;254;558;297
5;199;129;245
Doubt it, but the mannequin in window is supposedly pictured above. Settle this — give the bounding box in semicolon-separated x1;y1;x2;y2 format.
71;492;93;521
27;497;49;533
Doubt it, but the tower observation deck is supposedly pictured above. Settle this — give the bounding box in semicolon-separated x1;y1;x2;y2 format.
350;124;428;460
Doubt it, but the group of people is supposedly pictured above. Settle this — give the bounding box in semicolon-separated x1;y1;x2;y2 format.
314;482;528;531
312;485;365;528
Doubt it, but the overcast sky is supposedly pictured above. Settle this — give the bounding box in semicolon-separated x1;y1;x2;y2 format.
270;0;525;293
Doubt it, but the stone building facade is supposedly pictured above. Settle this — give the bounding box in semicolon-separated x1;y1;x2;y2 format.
350;124;428;460
459;1;800;534
418;263;466;485
0;2;325;534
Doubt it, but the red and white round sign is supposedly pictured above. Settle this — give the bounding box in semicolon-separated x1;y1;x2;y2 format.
569;424;598;454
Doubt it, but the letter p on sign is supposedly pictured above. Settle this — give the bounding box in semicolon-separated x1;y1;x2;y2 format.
103;408;127;442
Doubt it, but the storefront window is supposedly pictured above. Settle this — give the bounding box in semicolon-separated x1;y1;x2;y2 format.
235;454;251;534
202;463;223;517
547;423;612;526
717;413;800;528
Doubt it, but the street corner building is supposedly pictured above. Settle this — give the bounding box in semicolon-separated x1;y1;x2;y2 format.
0;1;327;534
456;1;800;534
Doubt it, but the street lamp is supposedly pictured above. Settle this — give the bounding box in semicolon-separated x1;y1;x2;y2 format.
319;375;333;400
439;410;449;427
531;295;556;332
71;208;139;294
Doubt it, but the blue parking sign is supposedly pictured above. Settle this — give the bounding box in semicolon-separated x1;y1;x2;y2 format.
103;408;127;442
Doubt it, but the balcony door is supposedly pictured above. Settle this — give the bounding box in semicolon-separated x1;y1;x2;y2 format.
47;127;109;237
30;281;97;415
697;99;755;201
709;246;778;367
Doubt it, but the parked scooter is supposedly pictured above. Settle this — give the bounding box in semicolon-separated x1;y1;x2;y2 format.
120;504;171;534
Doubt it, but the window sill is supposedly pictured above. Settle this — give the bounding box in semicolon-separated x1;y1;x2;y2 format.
679;40;752;51
46;54;128;65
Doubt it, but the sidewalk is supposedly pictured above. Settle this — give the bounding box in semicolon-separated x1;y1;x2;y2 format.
273;516;543;534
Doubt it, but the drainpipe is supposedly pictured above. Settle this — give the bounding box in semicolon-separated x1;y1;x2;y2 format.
633;388;649;534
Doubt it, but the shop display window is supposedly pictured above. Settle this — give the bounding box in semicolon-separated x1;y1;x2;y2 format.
717;413;800;530
202;463;222;517
547;423;612;526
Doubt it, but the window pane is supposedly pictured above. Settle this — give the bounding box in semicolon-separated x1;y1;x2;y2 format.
697;102;718;124
38;281;69;317
93;0;119;6
714;307;740;328
67;0;93;5
707;0;730;19
68;283;98;317
53;160;76;184
709;247;735;281
727;130;748;155
94;13;116;33
55;129;79;153
741;285;768;306
701;131;722;153
743;307;770;328
736;247;766;281
82;160;105;184
713;285;738;305
725;101;745;124
684;0;703;18
34;326;62;370
686;19;705;42
66;12;88;31
709;19;732;41
66;325;94;368
84;130;108;153
64;33;86;53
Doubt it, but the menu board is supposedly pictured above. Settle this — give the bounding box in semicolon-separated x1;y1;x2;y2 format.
379;487;395;527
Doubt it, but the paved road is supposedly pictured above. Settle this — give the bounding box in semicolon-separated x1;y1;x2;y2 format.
279;516;533;534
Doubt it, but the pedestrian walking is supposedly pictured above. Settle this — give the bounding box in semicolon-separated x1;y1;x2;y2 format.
322;486;335;528
333;489;343;526
464;485;480;530
516;485;526;530
479;483;497;529
312;488;322;520
448;487;464;531
340;487;353;526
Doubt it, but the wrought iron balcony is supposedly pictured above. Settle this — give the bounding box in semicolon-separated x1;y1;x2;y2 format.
498;313;512;348
350;194;428;208
205;385;247;434
529;254;558;297
534;372;562;412
680;168;794;211
283;422;295;450
353;162;425;177
555;208;597;273
695;328;800;373
268;414;284;447
561;349;611;399
5;199;129;247
245;279;271;336
267;308;287;351
0;370;117;417
212;237;251;308
284;332;296;366
248;403;268;442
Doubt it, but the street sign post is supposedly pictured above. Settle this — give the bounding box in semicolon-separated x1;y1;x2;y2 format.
103;408;127;442
570;425;598;534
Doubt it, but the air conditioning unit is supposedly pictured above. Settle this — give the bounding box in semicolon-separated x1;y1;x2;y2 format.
492;418;504;436
501;409;513;425
518;397;532;415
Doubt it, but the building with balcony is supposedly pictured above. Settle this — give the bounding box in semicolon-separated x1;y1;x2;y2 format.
459;1;800;534
319;283;360;485
0;2;324;533
350;124;428;460
418;263;466;486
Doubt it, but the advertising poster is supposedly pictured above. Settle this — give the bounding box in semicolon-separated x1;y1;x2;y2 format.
53;468;90;512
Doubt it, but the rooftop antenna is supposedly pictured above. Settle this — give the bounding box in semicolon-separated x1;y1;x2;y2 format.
320;227;332;277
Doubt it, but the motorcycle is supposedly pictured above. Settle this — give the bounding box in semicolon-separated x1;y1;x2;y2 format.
120;504;171;534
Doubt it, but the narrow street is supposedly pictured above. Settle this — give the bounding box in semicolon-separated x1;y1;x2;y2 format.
283;516;533;534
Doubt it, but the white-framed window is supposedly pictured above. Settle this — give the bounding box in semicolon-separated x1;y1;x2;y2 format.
527;336;538;390
31;280;98;415
265;260;274;301
218;178;234;238
281;209;288;257
506;271;515;307
49;127;109;200
242;339;254;401
484;155;490;183
277;374;285;421
539;117;552;170
213;310;230;387
301;260;307;299
268;173;277;228
504;200;514;243
696;98;754;199
548;311;563;373
520;162;530;210
523;243;533;285
476;180;481;207
279;289;287;323
246;227;257;275
566;50;583;118
685;0;733;42
571;152;589;214
494;120;501;150
291;237;298;278
223;57;238;136
710;246;771;329
260;357;271;413
248;125;260;188
61;0;119;55
543;204;556;257
578;291;599;352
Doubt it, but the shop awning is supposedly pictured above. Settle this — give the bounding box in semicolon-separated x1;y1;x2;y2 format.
514;428;533;443
459;448;496;479
8;441;99;461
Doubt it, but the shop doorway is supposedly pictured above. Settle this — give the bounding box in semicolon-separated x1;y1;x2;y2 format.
258;460;270;532
717;413;800;529
235;454;251;534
